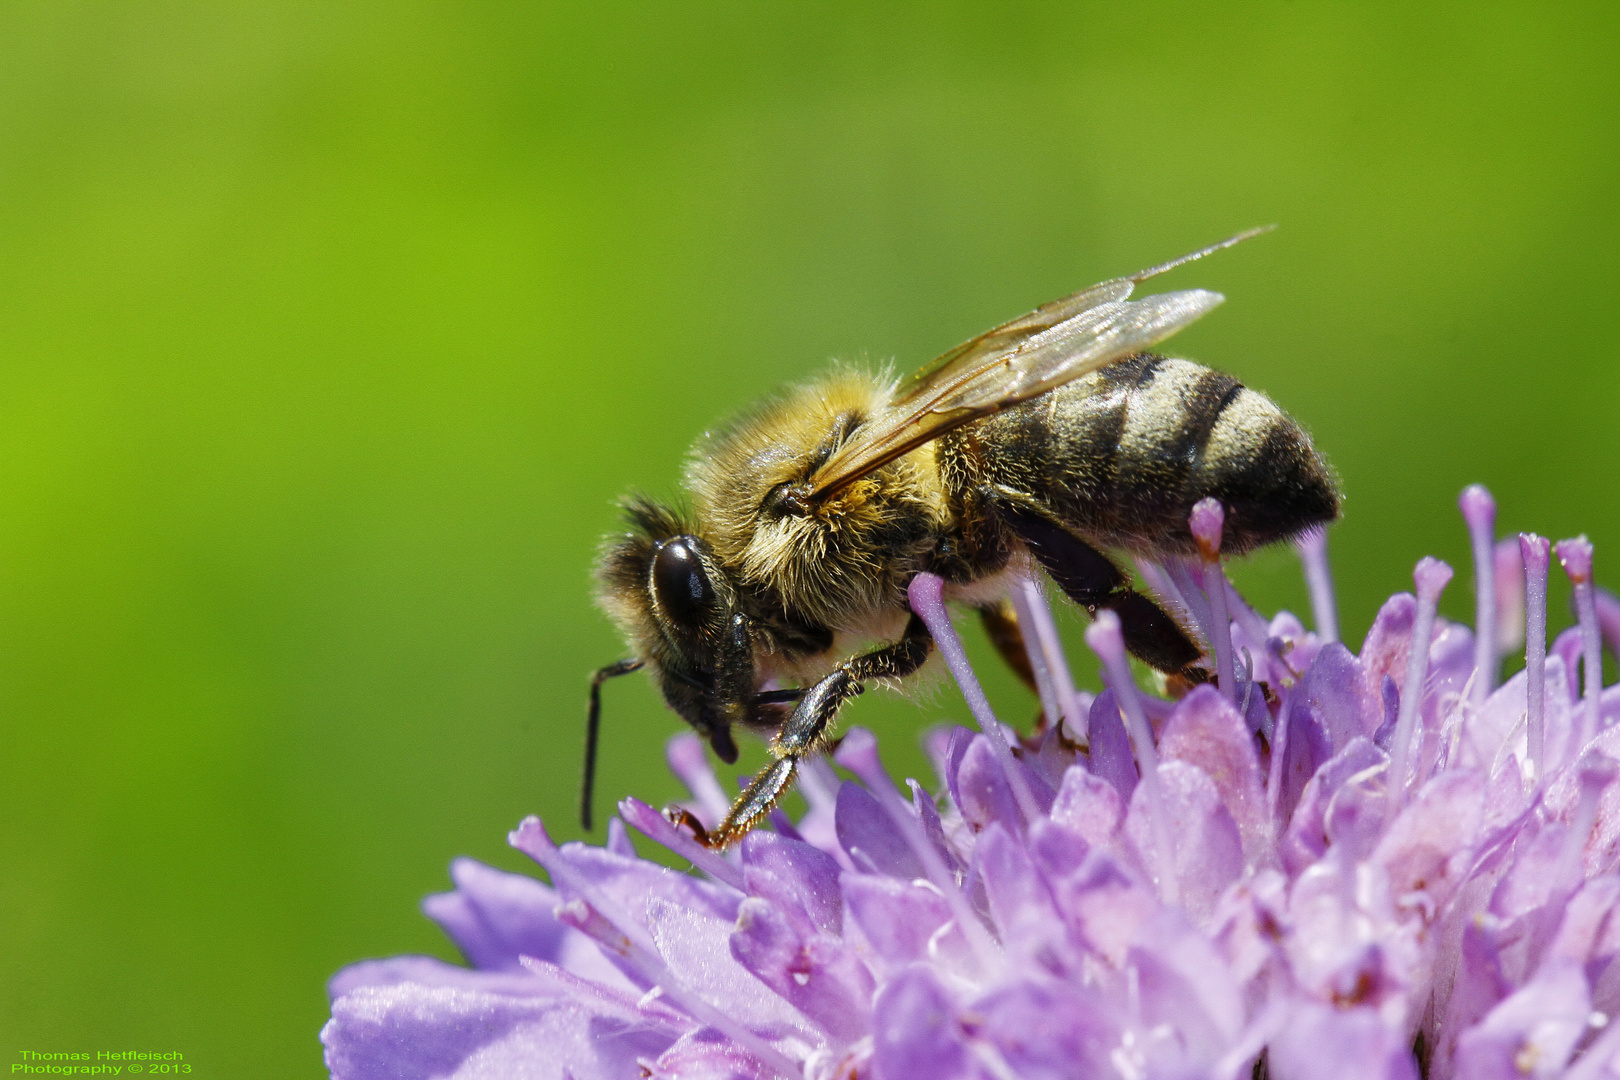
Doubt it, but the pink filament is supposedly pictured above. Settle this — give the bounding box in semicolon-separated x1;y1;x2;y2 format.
1086;610;1179;905
1011;576;1087;741
1294;527;1341;644
1520;534;1551;782
1556;537;1603;748
1460;485;1498;707
1385;557;1453;819
1189;499;1238;706
908;572;1041;825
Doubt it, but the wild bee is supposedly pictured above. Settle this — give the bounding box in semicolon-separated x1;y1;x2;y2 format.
585;230;1338;848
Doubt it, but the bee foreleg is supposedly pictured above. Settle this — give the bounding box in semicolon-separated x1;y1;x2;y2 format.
693;616;933;849
998;502;1201;675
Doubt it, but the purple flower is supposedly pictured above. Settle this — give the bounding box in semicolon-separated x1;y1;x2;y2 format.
323;487;1620;1079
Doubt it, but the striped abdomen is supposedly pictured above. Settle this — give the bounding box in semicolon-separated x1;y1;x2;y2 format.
945;353;1338;556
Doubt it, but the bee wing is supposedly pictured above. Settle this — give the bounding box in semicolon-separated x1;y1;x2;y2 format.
807;283;1225;499
886;227;1269;408
808;230;1266;500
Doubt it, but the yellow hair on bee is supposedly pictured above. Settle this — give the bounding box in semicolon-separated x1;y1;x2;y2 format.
684;368;951;631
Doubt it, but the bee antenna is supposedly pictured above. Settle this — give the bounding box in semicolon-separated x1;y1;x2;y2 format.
582;658;644;831
1129;225;1277;284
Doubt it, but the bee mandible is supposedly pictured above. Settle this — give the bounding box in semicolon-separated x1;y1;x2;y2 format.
586;229;1338;848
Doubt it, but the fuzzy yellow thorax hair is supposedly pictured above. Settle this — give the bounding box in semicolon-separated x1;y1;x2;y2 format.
683;369;950;630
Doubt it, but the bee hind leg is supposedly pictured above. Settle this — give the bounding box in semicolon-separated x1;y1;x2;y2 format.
978;601;1039;693
690;615;933;849
999;502;1201;676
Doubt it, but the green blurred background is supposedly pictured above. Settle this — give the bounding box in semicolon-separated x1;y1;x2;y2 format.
2;1;1616;1073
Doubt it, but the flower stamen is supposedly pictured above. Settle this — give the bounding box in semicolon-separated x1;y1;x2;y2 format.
909;572;1041;826
1190;498;1238;706
1294;525;1340;644
1556;537;1603;749
1385;556;1453;819
1086;609;1179;906
1010;576;1088;742
1461;484;1499;706
1521;533;1551;782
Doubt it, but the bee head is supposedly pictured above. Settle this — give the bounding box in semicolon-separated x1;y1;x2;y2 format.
595;495;751;762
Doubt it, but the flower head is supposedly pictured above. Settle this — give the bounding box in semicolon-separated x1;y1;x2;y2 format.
324;487;1620;1080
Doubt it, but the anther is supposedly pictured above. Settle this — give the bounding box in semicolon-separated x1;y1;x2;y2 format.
1190;499;1237;707
1556;537;1602;748
1520;534;1551;782
1460;485;1498;707
1385;557;1453;819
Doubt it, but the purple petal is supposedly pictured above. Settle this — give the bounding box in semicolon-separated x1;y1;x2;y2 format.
1269;608;1323;681
1360;592;1417;703
729;896;875;1041
606;817;638;858
619;796;746;890
740;830;845;937
1550;877;1620;968
1126;760;1244;921
1278;737;1386;876
512;827;740;934
1043;849;1160;968
1048;765;1122;852
952;733;1022;834
1372;768;1486;917
1207;870;1288;989
1087;688;1138;804
909;779;965;875
977;824;1074;975
870;965;974;1080
1129;909;1245;1061
1465;668;1535;774
645;897;814;1040
839;872;963;970
649;1030;780;1080
667;731;733;825
1267;1001;1419;1080
1159;685;1270;861
323;983;675;1080
1320;761;1391;862
1271;694;1333;832
1452;959;1591;1079
1027;816;1093;883
328;955;549;1001
1300;641;1377;750
974;978;1118;1079
1430;919;1510;1080
421;857;568;972
1554;626;1586;705
835;781;925;879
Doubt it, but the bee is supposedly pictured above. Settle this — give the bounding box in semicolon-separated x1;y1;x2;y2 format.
584;230;1338;848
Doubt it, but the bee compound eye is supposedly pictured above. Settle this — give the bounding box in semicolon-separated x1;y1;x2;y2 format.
652;536;714;628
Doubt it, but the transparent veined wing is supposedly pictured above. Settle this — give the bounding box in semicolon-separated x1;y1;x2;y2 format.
804;229;1268;500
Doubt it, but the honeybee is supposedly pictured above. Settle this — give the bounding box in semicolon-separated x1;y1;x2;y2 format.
585;230;1338;847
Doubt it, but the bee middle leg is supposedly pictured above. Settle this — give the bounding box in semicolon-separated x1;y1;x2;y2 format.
684;615;933;849
998;502;1201;675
